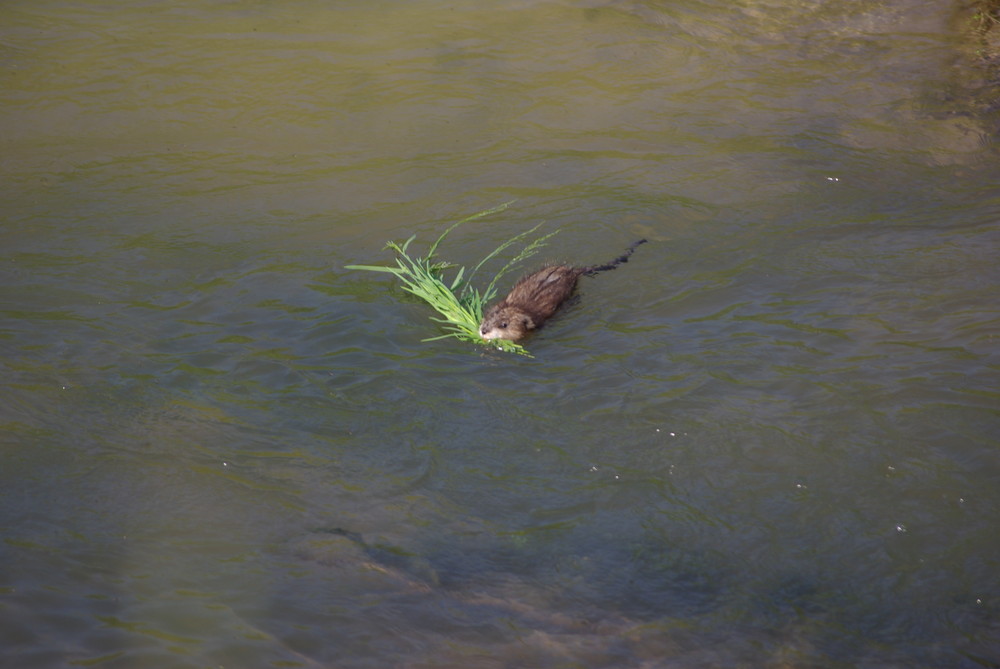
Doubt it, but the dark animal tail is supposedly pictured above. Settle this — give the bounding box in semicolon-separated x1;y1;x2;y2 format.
582;238;648;276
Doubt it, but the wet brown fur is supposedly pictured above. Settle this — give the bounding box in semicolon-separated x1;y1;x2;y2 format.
479;239;647;341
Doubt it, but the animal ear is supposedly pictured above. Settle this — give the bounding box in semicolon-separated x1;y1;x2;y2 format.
523;316;534;329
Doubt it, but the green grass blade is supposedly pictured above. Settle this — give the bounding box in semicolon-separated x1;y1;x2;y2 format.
426;200;515;260
483;229;560;299
344;264;406;274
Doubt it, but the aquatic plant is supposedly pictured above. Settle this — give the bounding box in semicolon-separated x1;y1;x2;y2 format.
346;202;557;356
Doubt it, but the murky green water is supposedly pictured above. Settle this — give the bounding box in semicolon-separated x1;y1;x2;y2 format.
2;0;999;666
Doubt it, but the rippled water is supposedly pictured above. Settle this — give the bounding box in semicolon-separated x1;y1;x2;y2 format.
2;0;999;667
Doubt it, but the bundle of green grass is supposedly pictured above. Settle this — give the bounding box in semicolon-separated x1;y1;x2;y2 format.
346;202;554;356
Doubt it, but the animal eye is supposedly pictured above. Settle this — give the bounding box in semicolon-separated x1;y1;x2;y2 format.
500;322;508;329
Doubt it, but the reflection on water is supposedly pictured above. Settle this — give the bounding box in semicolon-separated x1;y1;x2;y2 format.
2;0;999;666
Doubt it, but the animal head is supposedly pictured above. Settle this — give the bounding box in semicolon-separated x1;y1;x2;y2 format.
479;306;536;341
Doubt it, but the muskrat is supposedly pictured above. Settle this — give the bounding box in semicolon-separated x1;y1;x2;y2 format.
479;239;647;341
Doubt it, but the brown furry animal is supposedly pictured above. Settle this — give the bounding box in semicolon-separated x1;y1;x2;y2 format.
479;239;647;341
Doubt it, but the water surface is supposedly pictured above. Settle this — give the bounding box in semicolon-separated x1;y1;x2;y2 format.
2;0;999;667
